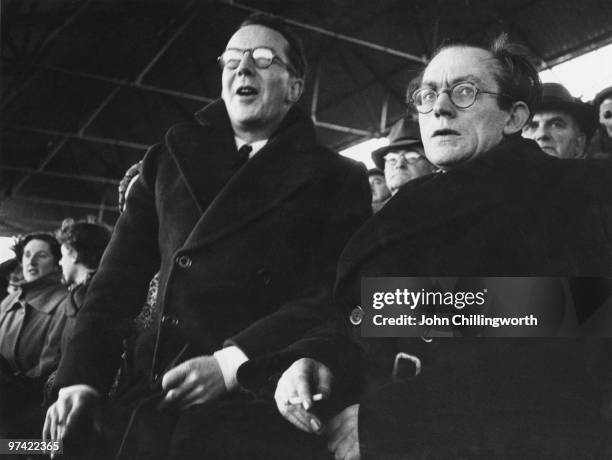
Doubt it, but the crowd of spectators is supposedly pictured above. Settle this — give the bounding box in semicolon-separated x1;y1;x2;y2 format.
367;81;610;213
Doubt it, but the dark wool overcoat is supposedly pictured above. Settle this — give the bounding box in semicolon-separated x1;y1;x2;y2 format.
54;100;371;400
239;137;612;459
0;272;70;379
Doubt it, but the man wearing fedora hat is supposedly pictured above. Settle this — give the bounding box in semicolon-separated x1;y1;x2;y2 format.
371;118;437;198
523;82;597;159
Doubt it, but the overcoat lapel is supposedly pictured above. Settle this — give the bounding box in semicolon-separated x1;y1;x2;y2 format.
336;138;551;288
166;101;239;215
175;103;316;251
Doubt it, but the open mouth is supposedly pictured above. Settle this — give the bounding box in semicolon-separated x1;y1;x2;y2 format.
236;86;258;96
432;129;460;137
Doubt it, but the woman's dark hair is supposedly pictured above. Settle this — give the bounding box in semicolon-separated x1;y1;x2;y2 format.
56;221;111;269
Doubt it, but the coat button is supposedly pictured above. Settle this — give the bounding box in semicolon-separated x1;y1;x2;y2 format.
256;268;272;285
176;255;192;268
349;306;363;325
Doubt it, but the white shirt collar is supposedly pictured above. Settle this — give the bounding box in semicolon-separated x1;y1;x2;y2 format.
234;137;268;159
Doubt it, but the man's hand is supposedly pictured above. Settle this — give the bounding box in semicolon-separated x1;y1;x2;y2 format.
327;404;360;460
157;355;226;411
274;358;333;434
42;385;99;448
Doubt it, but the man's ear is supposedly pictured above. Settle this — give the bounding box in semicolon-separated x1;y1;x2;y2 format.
575;132;587;158
287;77;304;104
503;101;530;136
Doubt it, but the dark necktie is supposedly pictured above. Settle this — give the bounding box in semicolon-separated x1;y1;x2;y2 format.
237;144;252;166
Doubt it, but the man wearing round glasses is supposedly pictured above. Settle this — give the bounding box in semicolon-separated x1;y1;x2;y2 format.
220;25;304;143
240;36;612;460
411;48;530;170
44;12;370;458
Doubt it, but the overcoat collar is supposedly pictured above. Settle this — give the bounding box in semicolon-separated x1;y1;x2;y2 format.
335;137;553;289
169;99;318;251
0;272;66;315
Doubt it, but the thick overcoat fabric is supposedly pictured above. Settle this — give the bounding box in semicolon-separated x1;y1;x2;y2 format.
54;100;372;401
240;137;612;459
0;272;73;437
0;272;70;379
44;281;91;402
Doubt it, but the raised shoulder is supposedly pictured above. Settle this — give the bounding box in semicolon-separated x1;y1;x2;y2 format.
310;144;368;175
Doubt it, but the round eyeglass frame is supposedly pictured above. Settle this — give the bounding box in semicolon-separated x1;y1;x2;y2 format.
411;81;509;114
217;47;296;75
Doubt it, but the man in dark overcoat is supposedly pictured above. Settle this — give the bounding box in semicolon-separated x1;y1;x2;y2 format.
228;37;612;459
43;13;371;458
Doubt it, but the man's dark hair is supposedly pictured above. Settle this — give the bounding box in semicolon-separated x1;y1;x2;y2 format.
407;33;541;123
56;221;111;269
239;13;307;79
12;232;61;264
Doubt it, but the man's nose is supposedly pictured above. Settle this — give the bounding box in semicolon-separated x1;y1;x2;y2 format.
396;156;409;168
236;52;255;75
433;92;455;118
534;124;550;141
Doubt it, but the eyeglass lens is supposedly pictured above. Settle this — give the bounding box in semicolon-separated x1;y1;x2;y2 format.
415;83;478;112
221;48;276;69
385;152;422;164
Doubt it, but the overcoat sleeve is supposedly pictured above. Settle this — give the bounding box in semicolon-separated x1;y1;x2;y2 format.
54;144;162;393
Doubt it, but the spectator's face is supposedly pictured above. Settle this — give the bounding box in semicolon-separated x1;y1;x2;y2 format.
21;239;57;283
221;25;302;137
384;147;435;195
599;98;612;136
368;174;390;203
418;47;511;170
59;244;78;285
522;111;586;159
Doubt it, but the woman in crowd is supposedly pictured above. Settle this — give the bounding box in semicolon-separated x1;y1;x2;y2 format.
589;86;612;158
0;233;70;437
